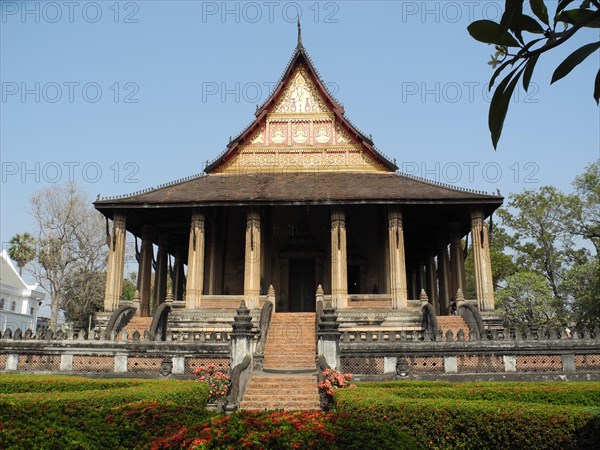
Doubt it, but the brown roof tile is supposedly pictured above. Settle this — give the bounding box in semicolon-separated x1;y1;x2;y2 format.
95;172;502;210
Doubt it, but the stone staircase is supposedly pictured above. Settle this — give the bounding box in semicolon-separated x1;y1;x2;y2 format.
240;313;320;410
121;316;153;339
240;373;320;410
263;313;316;370
437;315;470;340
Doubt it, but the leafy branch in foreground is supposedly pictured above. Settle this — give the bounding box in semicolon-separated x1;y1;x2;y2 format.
468;0;600;149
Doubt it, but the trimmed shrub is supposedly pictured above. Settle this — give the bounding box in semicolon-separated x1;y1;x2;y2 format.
0;375;211;449
335;381;600;449
150;410;422;449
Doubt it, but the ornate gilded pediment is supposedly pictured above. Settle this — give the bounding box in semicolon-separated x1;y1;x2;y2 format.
211;62;391;174
273;66;328;114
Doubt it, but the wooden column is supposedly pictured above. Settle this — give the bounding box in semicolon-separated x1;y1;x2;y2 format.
471;209;495;311
206;223;217;295
418;259;427;295
153;234;169;308
388;208;407;309
186;212;205;309
426;249;439;314
244;210;261;309
103;214;126;312
449;222;467;298
331;208;348;309
138;227;153;317
436;233;452;315
172;246;185;300
409;267;418;300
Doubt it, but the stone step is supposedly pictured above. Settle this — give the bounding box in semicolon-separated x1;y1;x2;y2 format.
240;373;320;411
437;315;470;341
240;401;320;411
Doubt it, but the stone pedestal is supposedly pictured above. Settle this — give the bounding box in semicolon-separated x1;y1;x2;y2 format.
231;301;254;368
318;299;340;370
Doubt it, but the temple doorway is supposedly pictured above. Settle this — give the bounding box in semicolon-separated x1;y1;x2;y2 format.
289;258;316;312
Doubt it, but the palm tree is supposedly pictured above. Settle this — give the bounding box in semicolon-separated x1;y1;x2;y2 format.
8;233;36;276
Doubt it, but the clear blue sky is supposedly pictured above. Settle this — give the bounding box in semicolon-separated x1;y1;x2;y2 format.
1;0;599;253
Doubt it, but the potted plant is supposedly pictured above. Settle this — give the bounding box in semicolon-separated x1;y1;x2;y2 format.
194;363;230;413
318;368;354;411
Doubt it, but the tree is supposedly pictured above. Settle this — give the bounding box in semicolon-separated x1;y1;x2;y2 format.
7;233;36;275
497;186;574;306
496;271;564;331
560;161;600;326
62;269;105;331
561;260;600;328
564;160;600;258
468;0;600;148
121;272;137;301
30;183;107;330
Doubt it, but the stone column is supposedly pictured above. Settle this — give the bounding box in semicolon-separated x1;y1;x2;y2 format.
388;208;408;309
138;227;153;317
186;212;205;309
471;209;495;310
244;210;261;309
330;208;348;309
103;214;127;312
153;234;169;307
436;234;452;315
426;249;439;315
449;222;467;298
172;246;185;300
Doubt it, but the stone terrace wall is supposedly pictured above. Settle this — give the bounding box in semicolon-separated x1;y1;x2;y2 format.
0;328;230;377
339;328;600;380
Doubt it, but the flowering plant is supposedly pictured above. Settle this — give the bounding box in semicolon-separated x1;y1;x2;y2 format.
318;368;355;397
193;363;230;403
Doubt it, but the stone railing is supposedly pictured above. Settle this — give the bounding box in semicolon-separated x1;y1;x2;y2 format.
0;327;230;376
339;327;600;380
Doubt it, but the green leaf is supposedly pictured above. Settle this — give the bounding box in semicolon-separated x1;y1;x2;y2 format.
490;58;515;89
556;0;576;15
558;9;600;28
501;0;525;44
529;0;549;26
489;66;525;149
501;0;524;32
468;20;521;47
594;68;600;104
523;54;540;91
551;41;600;84
518;14;546;33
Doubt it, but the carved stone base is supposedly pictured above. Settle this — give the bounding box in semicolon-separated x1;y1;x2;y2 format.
480;310;505;332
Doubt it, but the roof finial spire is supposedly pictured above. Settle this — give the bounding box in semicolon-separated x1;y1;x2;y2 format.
297;15;303;48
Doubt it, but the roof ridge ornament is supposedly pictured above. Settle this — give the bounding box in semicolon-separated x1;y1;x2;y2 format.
297;16;303;48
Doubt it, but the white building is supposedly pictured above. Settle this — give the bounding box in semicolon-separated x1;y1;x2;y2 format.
0;250;45;332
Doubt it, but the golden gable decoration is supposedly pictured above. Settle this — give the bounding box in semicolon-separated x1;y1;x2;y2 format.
273;66;328;114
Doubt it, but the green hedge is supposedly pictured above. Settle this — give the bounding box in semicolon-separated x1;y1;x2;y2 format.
355;380;600;406
0;374;140;394
0;375;211;449
334;381;600;449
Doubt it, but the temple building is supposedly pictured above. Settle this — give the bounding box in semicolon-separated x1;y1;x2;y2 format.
94;31;503;335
